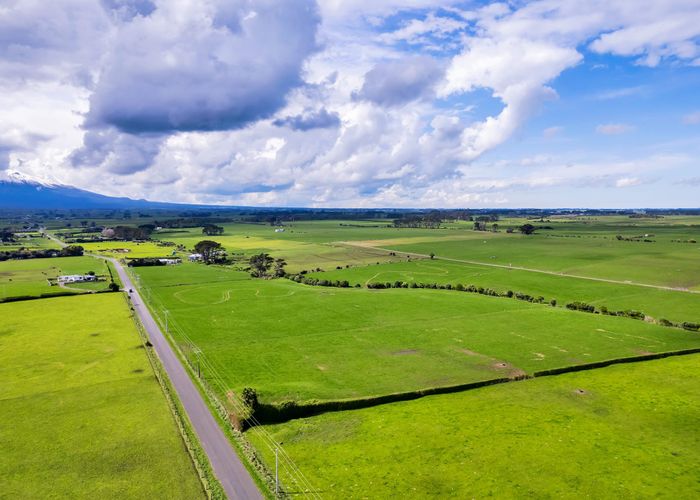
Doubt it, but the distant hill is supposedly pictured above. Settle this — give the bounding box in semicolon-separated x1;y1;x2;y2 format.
0;172;185;210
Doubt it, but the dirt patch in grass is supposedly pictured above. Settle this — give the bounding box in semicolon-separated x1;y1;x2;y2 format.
459;348;482;356
491;361;527;379
391;349;418;356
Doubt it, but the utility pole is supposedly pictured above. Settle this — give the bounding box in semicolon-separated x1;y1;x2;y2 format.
275;447;279;497
193;347;202;378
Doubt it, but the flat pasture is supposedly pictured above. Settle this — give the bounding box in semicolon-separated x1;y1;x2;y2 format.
249;354;700;498
0;294;203;498
0;256;112;300
77;240;180;259
0;232;61;251
310;259;700;324
134;264;700;405
380;232;700;289
151;225;408;272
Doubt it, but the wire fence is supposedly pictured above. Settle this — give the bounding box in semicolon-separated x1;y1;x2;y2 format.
129;267;321;498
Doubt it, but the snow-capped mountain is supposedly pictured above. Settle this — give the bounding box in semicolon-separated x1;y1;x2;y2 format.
0;170;181;209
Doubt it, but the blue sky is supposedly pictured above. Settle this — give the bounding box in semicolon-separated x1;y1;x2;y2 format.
0;0;699;207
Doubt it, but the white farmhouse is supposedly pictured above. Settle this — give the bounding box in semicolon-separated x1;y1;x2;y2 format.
188;253;203;262
57;275;97;283
158;258;182;265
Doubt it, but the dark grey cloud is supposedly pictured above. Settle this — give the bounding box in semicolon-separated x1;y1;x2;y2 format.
85;0;321;134
273;108;340;131
69;128;163;175
354;55;444;107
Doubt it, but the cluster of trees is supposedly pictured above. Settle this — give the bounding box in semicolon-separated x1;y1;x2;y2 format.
518;223;537;235
248;253;287;278
615;234;655;243
202;224;224;236
101;225;152;240
473;222;499;232
127;258;168;267
392;212;443;228
0;244;83;262
599;306;645;320
567;301;648;320
565;301;596;313
561;302;699;331
194;240;226;264
0;228;15;242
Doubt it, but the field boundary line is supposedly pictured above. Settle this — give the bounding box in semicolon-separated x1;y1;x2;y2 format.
248;347;700;425
531;347;700;377
122;291;226;500
338;241;700;294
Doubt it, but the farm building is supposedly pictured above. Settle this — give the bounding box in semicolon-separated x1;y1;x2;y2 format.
57;275;97;283
158;258;181;265
188;253;203;262
274;228;285;233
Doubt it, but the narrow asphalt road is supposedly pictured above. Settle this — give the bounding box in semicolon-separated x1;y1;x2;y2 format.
110;259;262;499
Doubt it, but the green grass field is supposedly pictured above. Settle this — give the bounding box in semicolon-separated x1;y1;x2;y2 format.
76;240;180;259
150;224;407;272
1;232;62;251
380;231;700;290
0;294;204;498
0;256;113;299
134;263;700;404
30;215;700;497
309;259;700;324
249;354;700;498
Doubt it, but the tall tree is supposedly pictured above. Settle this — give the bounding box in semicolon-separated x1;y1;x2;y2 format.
519;224;536;235
202;224;224;236
194;240;223;263
249;253;274;277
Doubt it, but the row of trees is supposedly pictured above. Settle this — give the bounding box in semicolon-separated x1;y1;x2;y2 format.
288;275;352;287
101;225;152;240
471;223;537;234
392;213;443;228
0;244;84;262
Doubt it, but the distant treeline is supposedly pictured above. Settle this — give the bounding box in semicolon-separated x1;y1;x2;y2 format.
153;217;233;229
